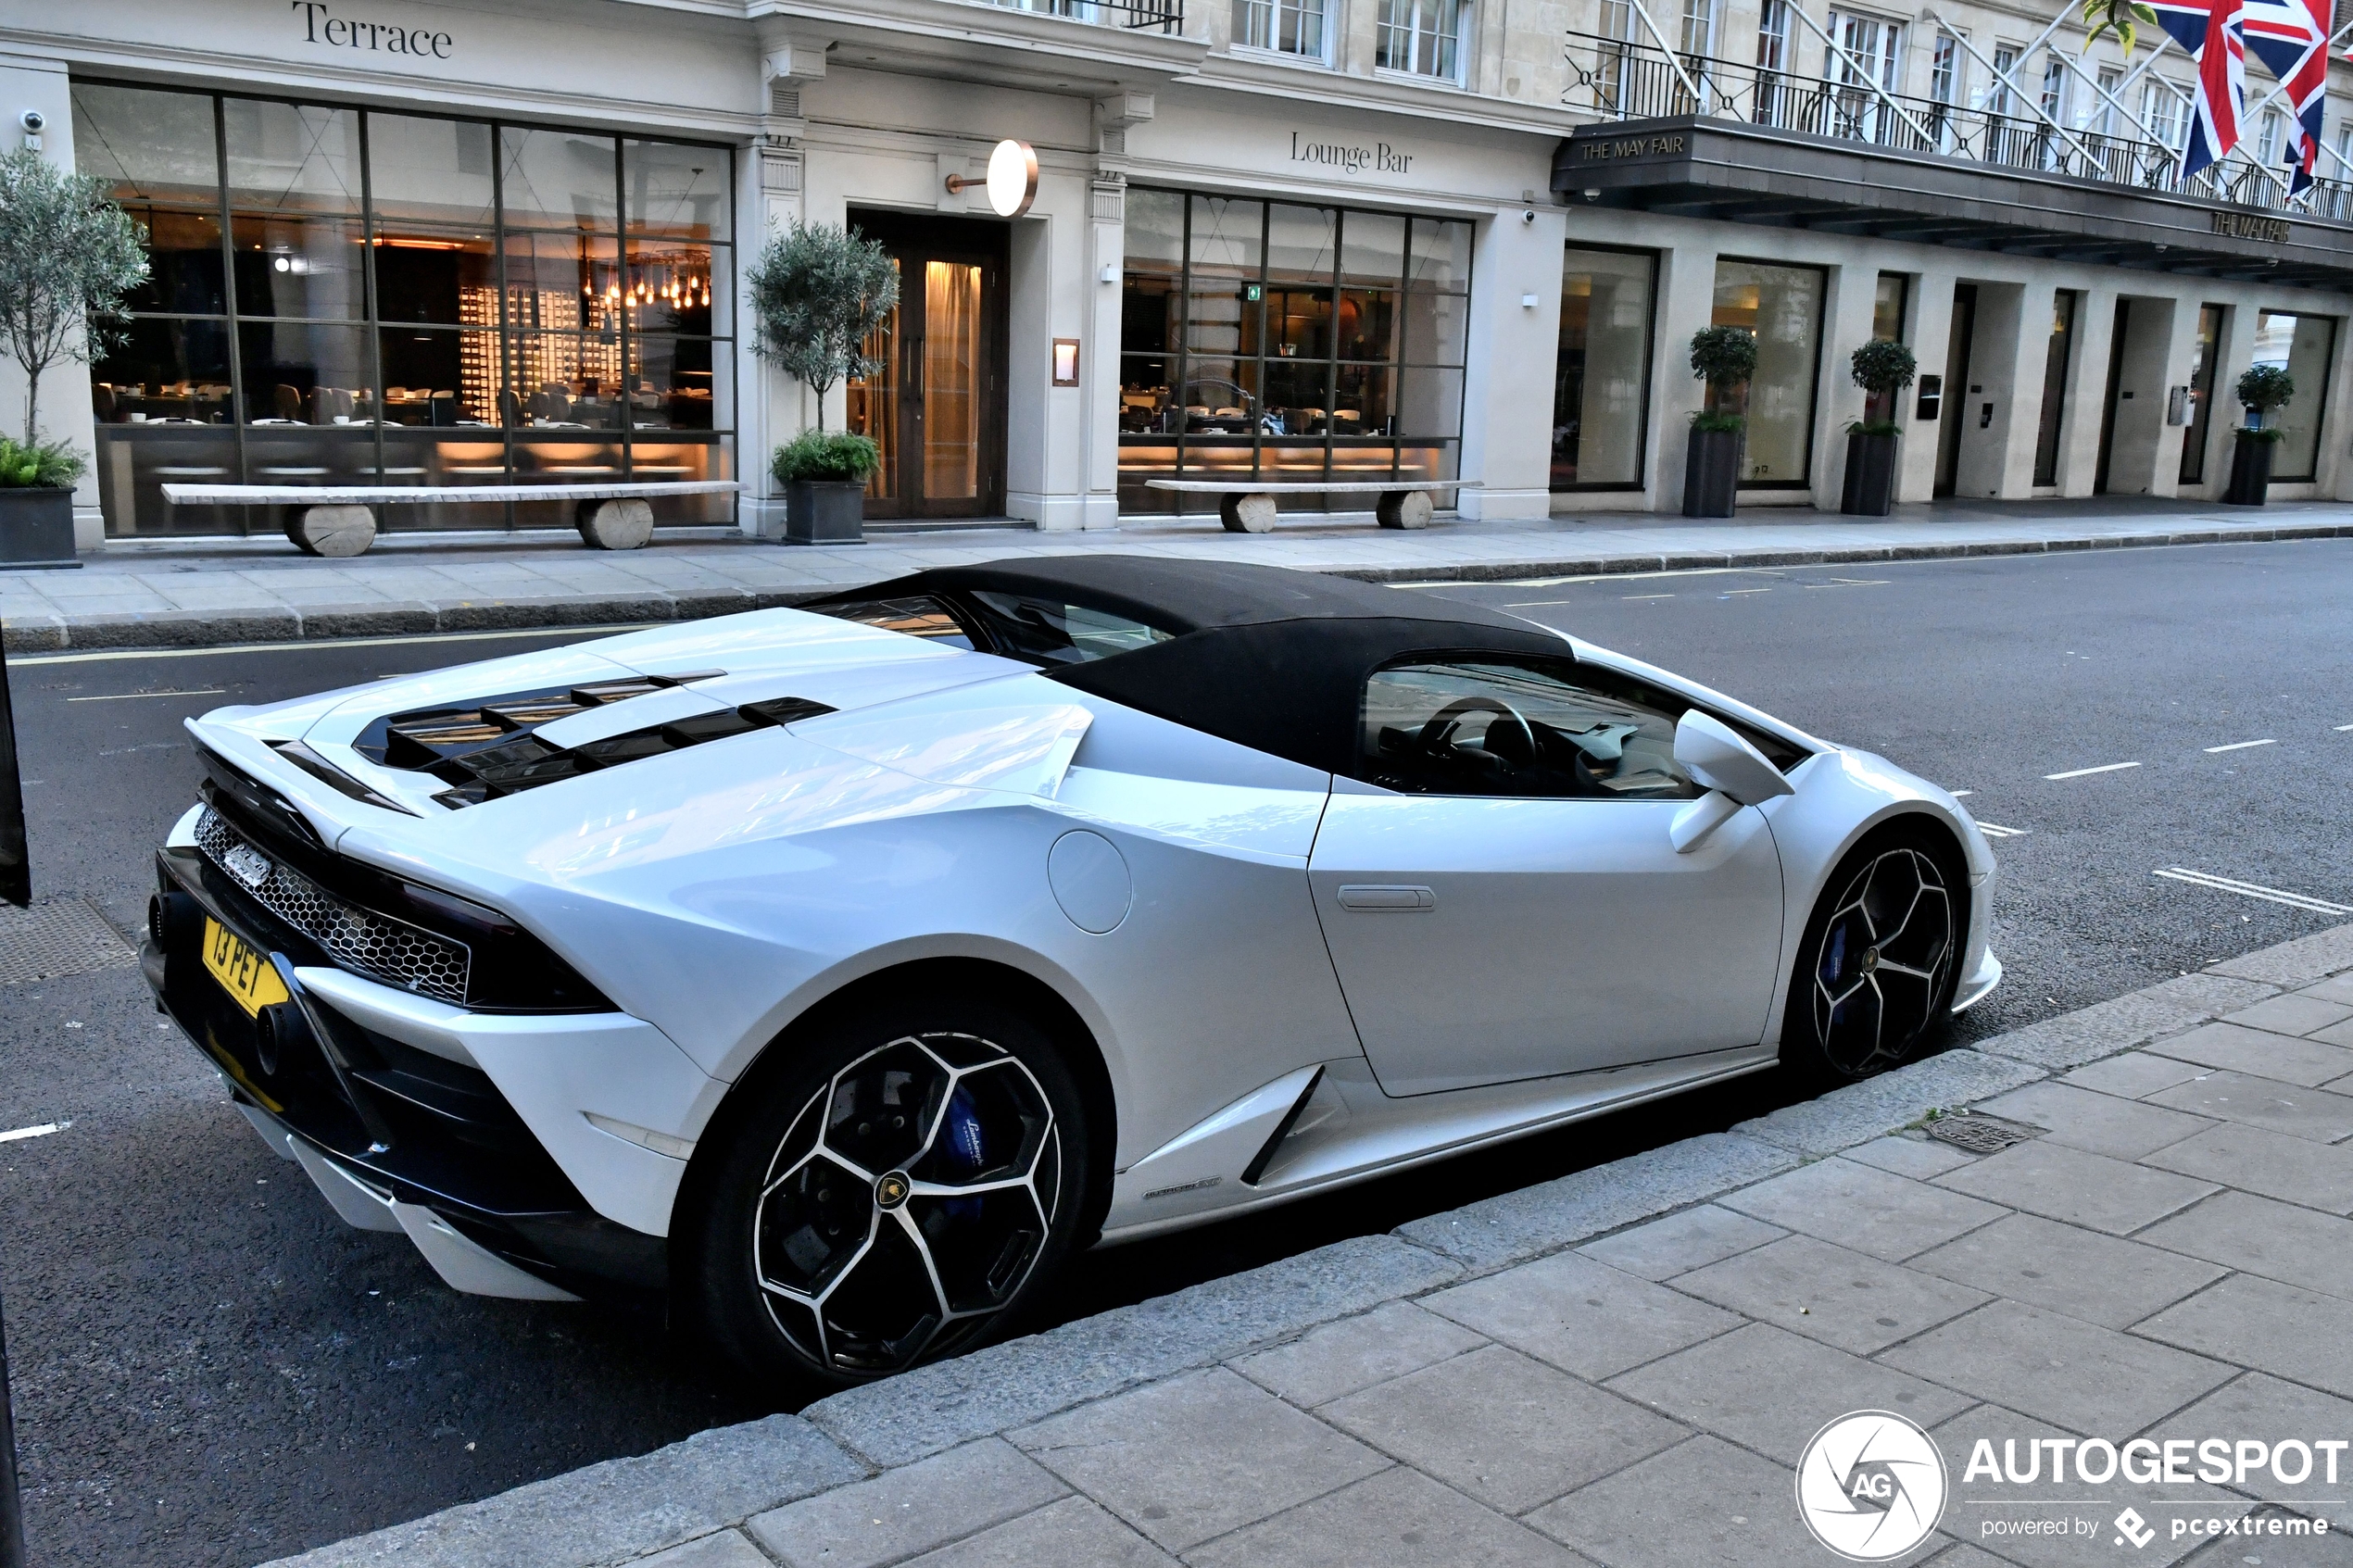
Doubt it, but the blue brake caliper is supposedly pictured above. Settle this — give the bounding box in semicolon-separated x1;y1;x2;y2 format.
939;1084;986;1222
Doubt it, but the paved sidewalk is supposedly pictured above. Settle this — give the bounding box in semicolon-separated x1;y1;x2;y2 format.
265;922;2353;1568
10;497;2352;652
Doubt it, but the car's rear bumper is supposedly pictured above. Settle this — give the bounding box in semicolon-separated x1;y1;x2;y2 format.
145;845;668;1303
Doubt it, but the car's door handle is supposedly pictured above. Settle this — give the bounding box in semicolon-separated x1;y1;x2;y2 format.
1336;884;1435;911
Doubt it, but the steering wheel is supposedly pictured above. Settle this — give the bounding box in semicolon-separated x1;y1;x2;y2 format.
1417;696;1539;770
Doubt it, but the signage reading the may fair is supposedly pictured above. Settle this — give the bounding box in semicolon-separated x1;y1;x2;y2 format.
1290;132;1415;175
292;1;453;60
1576;132;1689;161
2210;210;2290;244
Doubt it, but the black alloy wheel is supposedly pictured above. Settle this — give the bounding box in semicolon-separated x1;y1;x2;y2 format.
683;997;1091;1389
1784;827;1961;1083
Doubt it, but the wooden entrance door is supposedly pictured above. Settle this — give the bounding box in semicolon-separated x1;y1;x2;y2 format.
844;212;1008;521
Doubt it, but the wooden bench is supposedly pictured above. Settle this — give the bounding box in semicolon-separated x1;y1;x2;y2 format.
1143;478;1481;533
159;480;742;557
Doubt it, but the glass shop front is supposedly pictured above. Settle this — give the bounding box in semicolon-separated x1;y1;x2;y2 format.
71;81;735;536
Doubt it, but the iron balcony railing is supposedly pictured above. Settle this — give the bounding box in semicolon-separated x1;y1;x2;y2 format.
1565;31;2353;217
985;0;1184;31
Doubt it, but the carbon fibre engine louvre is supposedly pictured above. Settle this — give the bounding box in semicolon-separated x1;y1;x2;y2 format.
348;678;836;807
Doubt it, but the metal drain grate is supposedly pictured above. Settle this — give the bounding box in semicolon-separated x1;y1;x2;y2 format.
1925;1113;2042;1155
0;897;136;985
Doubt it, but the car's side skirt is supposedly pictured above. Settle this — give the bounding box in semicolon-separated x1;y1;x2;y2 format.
1094;1044;1780;1245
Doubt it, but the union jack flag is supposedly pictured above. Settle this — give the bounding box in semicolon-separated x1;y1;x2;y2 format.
2240;0;2331;188
2146;0;2248;178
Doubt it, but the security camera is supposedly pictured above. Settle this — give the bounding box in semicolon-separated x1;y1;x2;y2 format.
1521;208;1537;225
18;109;43;133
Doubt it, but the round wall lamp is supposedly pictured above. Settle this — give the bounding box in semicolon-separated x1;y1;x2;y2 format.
946;139;1039;218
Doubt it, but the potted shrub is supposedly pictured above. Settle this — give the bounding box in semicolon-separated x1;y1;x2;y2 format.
1684;326;1756;519
2222;364;2294;507
747;222;899;543
1841;339;1918;517
0;145;147;565
0;438;86;564
773;430;881;545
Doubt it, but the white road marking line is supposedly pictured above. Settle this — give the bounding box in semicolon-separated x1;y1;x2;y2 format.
2045;761;2141;780
2204;738;2277;753
1975;822;2031;838
1719;587;1771;596
1621;593;1675;600
66;688;227;703
1810;578;1892;586
1951;790;1973;797
0;1122;68;1144
13;624;646;667
2154;868;2353;916
2335;723;2353;732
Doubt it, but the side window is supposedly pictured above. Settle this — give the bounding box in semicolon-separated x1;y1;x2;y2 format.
960;591;1177;667
1359;659;1704;800
811;596;977;650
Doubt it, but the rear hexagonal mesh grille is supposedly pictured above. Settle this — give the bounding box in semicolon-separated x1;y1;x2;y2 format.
195;808;471;1004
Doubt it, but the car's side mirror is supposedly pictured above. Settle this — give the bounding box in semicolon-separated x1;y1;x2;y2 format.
1673;710;1795;806
1669;710;1795;854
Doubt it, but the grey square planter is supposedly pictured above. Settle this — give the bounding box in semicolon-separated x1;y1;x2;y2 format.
2221;430;2274;506
1840;430;1900;516
0;487;80;568
783;480;866;545
1681;428;1741;519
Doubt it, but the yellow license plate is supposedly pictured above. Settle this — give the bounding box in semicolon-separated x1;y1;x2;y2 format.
203;917;290;1018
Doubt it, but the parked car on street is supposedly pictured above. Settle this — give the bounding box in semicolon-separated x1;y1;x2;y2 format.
143;557;1999;1387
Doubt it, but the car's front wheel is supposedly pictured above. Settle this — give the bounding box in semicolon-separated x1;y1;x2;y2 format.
1781;824;1963;1085
680;996;1093;1390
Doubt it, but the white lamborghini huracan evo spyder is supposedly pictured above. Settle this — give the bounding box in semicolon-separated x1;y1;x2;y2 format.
145;557;1998;1386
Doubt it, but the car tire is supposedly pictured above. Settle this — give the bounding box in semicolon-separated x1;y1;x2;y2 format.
1780;822;1965;1085
678;995;1094;1392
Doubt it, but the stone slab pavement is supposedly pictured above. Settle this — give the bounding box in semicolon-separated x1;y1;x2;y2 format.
9;496;2352;652
262;921;2353;1568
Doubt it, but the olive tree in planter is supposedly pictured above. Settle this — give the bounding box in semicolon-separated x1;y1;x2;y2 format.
2221;364;2294;507
1683;326;1756;518
747;222;898;544
771;431;881;546
0;146;146;566
1840;339;1918;517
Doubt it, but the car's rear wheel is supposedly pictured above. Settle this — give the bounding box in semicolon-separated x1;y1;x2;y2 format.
681;997;1092;1390
1781;824;1963;1085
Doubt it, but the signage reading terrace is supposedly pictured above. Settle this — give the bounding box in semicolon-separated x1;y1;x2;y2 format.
1577;132;1689;161
291;1;453;58
2210;210;2291;243
1290;132;1414;174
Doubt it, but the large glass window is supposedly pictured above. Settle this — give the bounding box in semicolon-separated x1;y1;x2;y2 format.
2250;310;2336;483
2180;302;2223;485
2032;289;2078;487
1119;190;1470;513
1553;247;1655;489
1711;258;1824;486
74;80;733;537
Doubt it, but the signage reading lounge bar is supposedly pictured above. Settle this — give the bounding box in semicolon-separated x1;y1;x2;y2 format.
2210;211;2290;243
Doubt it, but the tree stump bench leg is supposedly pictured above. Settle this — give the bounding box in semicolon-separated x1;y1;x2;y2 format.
284;504;377;558
576;496;654;550
1377;489;1433;530
1217;492;1278;533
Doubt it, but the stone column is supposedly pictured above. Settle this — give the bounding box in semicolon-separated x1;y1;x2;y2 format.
1457;207;1562;520
1898;267;1959;503
1648;238;1721;514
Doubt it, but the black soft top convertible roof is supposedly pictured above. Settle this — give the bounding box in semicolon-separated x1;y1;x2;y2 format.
819;557;1574;776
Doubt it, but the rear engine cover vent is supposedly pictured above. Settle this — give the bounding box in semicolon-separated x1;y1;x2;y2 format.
352;680;836;808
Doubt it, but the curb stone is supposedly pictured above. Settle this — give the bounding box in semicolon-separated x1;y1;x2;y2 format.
252;922;2353;1568
12;522;2353;653
257;1414;866;1568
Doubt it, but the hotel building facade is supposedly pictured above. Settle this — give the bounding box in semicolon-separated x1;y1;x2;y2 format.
2;0;2348;546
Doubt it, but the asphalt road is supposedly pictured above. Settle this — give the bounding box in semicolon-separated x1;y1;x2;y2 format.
2;536;2348;1565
